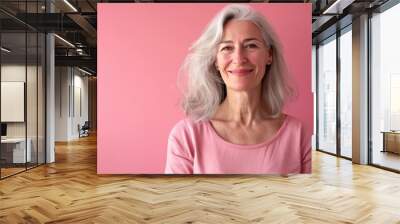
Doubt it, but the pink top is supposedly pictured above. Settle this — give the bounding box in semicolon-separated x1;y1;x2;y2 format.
165;115;311;174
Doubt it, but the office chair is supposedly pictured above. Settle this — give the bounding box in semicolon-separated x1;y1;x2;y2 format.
79;121;90;138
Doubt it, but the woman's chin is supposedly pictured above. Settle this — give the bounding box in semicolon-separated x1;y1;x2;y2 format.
227;83;259;92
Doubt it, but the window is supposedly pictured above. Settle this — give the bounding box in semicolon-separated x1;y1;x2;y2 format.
340;27;352;158
371;2;400;171
317;35;337;154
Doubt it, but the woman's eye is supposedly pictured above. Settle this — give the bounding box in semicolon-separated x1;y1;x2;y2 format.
221;46;233;51
245;43;258;49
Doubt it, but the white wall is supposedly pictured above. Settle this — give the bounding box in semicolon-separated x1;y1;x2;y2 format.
1;65;41;137
72;73;89;138
55;67;89;141
55;66;70;141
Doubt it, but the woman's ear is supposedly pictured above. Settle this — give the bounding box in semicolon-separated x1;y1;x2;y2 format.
267;47;273;65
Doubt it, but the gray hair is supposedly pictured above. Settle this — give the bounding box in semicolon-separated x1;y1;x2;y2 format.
179;4;293;121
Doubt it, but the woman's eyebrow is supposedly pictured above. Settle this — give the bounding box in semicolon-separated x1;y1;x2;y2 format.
243;38;263;43
219;38;263;44
219;40;233;45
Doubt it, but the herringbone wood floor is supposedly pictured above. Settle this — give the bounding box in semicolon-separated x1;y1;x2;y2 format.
1;134;400;223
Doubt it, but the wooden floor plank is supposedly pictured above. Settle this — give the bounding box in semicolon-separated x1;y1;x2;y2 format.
1;134;400;223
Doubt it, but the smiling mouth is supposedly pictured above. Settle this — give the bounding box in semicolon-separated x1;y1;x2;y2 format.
228;69;254;76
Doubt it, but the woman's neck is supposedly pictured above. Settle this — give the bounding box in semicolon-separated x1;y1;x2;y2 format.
216;86;269;126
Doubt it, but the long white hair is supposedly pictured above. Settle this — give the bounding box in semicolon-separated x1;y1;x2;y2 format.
180;4;293;121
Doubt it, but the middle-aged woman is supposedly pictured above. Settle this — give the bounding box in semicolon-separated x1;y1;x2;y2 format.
165;4;311;174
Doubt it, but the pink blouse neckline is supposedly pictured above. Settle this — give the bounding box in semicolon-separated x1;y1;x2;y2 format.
205;114;289;149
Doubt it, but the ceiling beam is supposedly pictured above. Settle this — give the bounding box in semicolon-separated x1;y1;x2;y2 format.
67;13;97;39
55;55;96;69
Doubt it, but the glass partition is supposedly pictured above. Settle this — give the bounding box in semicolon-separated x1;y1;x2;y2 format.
1;31;28;177
0;1;46;179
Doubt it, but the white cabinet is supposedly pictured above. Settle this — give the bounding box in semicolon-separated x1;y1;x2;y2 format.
1;138;32;163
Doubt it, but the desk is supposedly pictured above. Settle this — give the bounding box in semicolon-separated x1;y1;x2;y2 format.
381;131;400;154
1;138;31;163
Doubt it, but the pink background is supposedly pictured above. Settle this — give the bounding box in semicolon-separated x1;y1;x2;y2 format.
98;3;312;174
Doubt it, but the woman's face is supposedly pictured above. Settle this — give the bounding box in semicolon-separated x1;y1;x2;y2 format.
216;20;272;92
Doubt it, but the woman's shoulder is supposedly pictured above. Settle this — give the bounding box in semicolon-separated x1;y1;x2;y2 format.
169;118;208;139
284;114;303;128
170;118;207;130
282;114;311;138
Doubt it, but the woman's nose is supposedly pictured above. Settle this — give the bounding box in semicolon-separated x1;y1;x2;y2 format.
232;47;248;64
